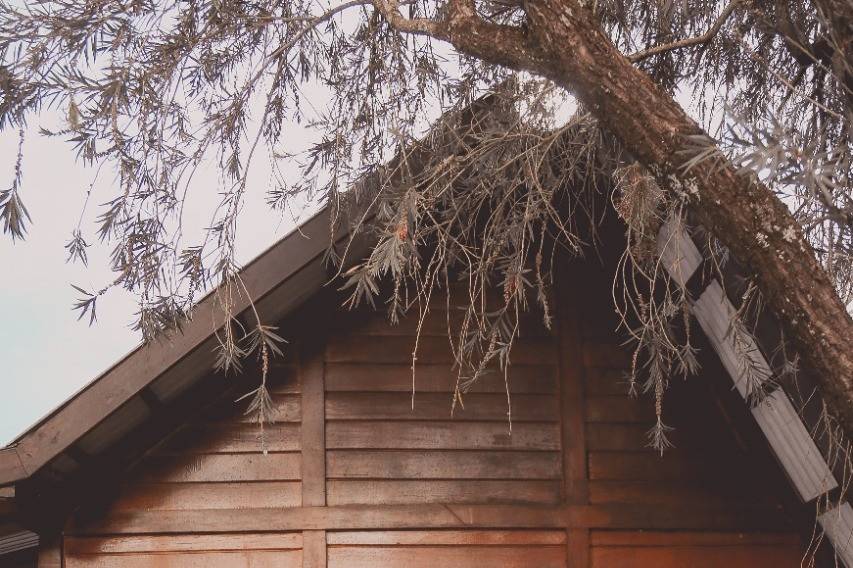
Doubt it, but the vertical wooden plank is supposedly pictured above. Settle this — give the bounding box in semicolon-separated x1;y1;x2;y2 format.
302;344;327;568
38;537;61;568
568;529;590;568
303;530;327;568
301;348;326;507
557;263;590;568
557;266;589;503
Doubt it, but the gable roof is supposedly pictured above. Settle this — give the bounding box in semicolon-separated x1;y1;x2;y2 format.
0;108;851;565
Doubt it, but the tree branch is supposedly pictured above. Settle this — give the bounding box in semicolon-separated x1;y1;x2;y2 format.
377;0;853;445
373;0;547;74
628;0;744;63
371;0;440;35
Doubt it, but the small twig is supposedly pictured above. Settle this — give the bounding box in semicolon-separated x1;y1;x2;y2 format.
628;0;743;63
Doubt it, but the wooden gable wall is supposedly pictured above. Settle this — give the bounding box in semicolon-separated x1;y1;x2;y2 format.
53;258;810;568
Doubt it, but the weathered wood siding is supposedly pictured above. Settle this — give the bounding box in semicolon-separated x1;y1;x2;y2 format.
105;363;302;513
56;263;805;567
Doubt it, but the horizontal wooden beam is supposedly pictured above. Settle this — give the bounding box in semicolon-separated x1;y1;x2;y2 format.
66;503;791;535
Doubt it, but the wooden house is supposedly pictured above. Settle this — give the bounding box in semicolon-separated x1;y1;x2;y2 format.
0;200;851;567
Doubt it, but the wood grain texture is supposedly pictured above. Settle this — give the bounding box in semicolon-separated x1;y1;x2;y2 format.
591;546;802;568
326;530;566;545
138;452;301;482
110;481;303;511
590;531;801;546
201;393;301;423
327;546;565;568
582;343;631;369
302;530;326;568
588;452;723;481
156;423;301;454
556;269;588;505
587;481;776;506
326;335;557;365
37;539;61;568
568;529;591;568
585;396;655;423
325;363;557;394
65;533;302;554
65;533;303;568
301;352;326;507
326;421;559;450
66;503;792;535
65;550;302;568
325;392;558;421
326;479;562;505
326;450;562;479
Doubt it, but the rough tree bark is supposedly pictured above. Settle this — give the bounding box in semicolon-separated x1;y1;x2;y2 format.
374;0;853;441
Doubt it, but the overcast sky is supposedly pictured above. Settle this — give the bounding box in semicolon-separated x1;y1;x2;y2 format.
0;117;314;445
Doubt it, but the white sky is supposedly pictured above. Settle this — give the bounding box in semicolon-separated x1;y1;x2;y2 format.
0;118;313;445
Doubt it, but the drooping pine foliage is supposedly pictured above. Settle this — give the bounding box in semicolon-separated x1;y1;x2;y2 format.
0;0;849;470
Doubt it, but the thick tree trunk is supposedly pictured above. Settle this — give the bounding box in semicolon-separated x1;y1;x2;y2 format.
420;0;853;441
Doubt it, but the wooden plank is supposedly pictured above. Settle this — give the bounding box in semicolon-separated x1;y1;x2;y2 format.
70;504;569;534
695;280;837;502
590;531;801;547
585;397;655;423
588;481;776;506
591;546;802;568
585;423;722;452
556;272;588;504
0;448;28;483
325;335;557;365
818;503;853;566
327;530;567;545
138;453;301;482
568;529;590;568
300;353;326;507
586;424;650;451
326;421;560;450
326;450;562;480
37;538;61;568
67;503;790;534
692;280;772;400
325;364;558;394
157;423;301;454
65;533;303;554
267;363;301;394
583;368;631;396
201;393;301;424
750;388;837;501
326;392;559;422
111;481;302;511
656;215;703;287
582;343;631;369
588;452;722;481
65;550;303;568
337;309;552;338
326;479;562;505
302;530;326;568
327;546;566;568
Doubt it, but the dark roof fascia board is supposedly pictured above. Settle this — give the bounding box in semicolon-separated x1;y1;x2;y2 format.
0;448;26;489
0;205;349;485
